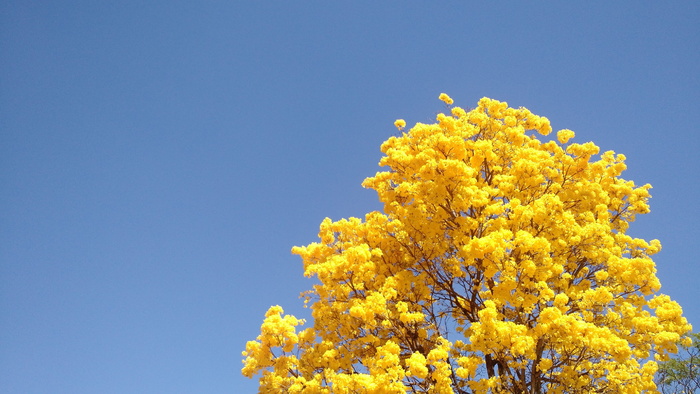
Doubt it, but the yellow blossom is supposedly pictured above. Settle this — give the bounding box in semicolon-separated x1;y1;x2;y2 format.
439;92;454;105
243;95;691;393
557;129;575;144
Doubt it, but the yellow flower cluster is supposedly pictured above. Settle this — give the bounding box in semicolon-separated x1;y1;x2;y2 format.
557;128;575;144
242;94;691;392
439;93;454;105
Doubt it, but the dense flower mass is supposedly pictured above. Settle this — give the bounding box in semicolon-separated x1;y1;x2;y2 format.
242;95;691;393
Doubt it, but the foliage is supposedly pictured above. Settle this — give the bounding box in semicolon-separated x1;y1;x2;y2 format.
242;95;691;393
656;333;699;393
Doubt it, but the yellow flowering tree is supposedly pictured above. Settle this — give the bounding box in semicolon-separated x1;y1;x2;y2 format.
242;95;691;393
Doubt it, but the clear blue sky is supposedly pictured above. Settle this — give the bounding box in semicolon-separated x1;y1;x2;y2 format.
1;2;698;393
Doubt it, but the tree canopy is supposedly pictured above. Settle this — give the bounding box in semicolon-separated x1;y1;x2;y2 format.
242;95;691;393
656;332;699;393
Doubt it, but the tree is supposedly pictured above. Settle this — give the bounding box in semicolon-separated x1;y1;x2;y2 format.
242;94;691;393
656;333;699;393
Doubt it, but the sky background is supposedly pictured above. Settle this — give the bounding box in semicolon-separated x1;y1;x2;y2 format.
1;2;699;393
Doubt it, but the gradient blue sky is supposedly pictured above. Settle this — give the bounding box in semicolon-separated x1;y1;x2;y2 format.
1;2;698;393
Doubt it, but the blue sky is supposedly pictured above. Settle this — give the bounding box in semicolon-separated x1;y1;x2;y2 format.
1;2;698;393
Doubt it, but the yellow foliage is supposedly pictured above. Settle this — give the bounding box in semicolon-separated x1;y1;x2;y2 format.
243;95;691;393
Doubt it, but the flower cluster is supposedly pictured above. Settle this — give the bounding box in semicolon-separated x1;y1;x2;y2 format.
243;95;691;393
